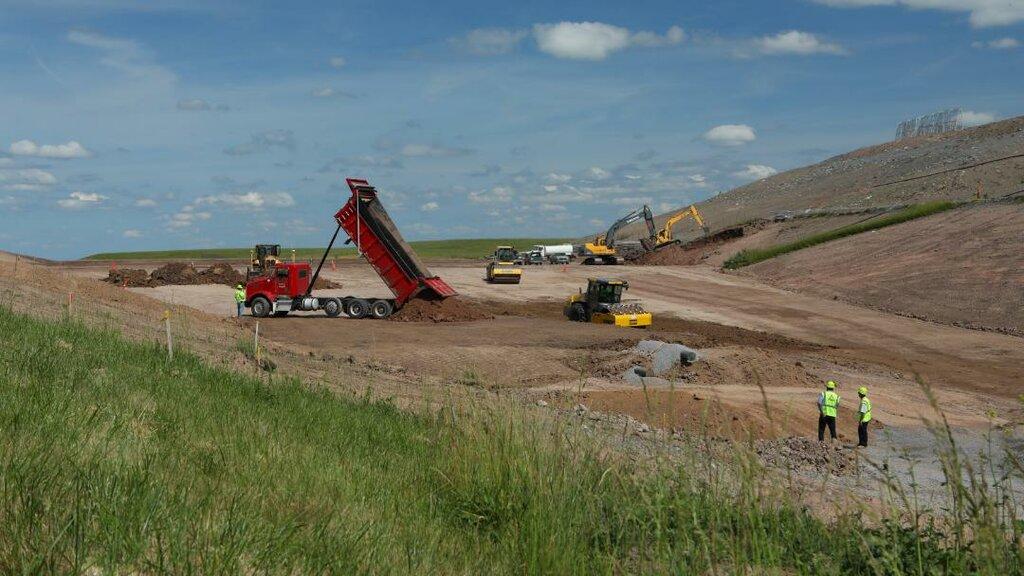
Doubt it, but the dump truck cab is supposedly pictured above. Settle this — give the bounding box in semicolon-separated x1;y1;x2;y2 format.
245;261;344;318
564;278;652;327
486;245;523;284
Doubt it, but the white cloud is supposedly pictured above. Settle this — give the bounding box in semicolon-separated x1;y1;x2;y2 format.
468;186;514;204
400;143;472;158
224;130;295;156
67;30;177;85
958;110;996;126
329;56;346;68
195;191;295;209
122;229;142;238
134;198;157;207
167;207;212;229
585;166;611;180
757;31;847;55
734;164;779;180
0;167;59;191
57;191;107;209
546;172;573;183
9;139;91;159
689;174;707;185
310;87;355;99
452;28;528;55
974;37;1020;48
703;124;757;146
811;0;1024;27
177;98;211;111
420;201;439;212
533;22;683;60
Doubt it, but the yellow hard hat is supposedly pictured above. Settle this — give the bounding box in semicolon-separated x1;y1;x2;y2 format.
826;380;836;390
236;284;243;289
858;386;868;396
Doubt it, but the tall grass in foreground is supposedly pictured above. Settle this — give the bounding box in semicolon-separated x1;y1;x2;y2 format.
0;306;1021;574
724;201;960;269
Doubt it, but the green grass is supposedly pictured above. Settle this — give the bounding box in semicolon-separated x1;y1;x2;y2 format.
724;201;961;269
85;238;571;262
1;306;1020;573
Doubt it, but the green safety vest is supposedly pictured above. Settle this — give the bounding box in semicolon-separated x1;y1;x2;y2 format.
821;390;839;417
860;397;872;422
234;289;245;303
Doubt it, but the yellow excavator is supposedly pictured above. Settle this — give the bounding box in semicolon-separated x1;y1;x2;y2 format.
486;245;523;284
579;205;656;264
640;205;710;252
564;278;652;328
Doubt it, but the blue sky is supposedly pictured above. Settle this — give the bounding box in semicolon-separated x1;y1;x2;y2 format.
0;0;1020;258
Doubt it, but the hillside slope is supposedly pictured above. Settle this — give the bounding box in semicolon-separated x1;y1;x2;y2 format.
616;116;1024;243
741;202;1024;335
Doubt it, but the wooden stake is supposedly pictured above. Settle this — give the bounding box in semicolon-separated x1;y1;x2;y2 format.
163;310;173;361
254;321;260;369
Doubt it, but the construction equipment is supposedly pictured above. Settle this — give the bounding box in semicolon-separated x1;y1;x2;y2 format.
248;244;282;277
577;205;656;265
486;246;523;284
242;178;456;319
564;278;652;328
646;205;709;251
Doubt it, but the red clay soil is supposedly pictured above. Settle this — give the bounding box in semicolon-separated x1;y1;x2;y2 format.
388;296;494;323
632;226;746;266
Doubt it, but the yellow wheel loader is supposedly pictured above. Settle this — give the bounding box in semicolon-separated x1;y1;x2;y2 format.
564;278;652;328
486;246;523;284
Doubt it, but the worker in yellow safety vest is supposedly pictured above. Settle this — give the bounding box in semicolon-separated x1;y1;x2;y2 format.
234;283;246;317
857;386;872;447
817;380;840;442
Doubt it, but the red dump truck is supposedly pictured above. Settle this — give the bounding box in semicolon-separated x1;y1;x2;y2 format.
244;178;457;319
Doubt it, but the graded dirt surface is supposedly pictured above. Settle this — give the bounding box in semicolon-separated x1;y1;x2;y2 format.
742;202;1024;335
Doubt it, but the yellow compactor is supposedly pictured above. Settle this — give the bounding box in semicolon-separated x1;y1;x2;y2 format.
486;246;523;284
564;278;652;328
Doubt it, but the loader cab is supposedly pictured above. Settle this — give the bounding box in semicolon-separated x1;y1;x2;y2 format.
253;244;282;269
587;278;626;305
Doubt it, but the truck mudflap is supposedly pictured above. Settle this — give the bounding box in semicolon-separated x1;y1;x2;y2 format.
336;178;458;307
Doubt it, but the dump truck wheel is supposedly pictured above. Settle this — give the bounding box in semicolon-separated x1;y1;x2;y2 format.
251;296;271;318
323;298;342;317
369;300;392;319
347;298;369;319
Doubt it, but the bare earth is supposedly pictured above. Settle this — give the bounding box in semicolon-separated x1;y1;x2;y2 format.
3;251;1020;504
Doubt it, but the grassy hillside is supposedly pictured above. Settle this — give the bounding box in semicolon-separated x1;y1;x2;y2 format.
85;238;571;262
724;201;961;269
0;306;1019;573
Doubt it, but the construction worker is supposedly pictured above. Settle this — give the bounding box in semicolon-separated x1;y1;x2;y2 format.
817;380;840;442
857;386;872;447
234;283;246;317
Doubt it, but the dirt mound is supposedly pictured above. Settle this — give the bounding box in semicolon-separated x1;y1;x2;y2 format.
632;227;745;266
150;262;200;285
755;437;855;476
104;268;152;287
196;262;246;286
388;296;494;323
103;262;249;288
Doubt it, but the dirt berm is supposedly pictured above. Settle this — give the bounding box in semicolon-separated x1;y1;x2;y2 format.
632;226;747;266
104;262;337;289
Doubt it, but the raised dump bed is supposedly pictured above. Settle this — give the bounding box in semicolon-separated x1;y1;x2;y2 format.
335;178;457;308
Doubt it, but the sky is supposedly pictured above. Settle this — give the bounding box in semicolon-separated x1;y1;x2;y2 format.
0;0;1021;258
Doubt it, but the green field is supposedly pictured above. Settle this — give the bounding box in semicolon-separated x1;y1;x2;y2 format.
85;238;571;262
1;305;1020;573
724;201;961;269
